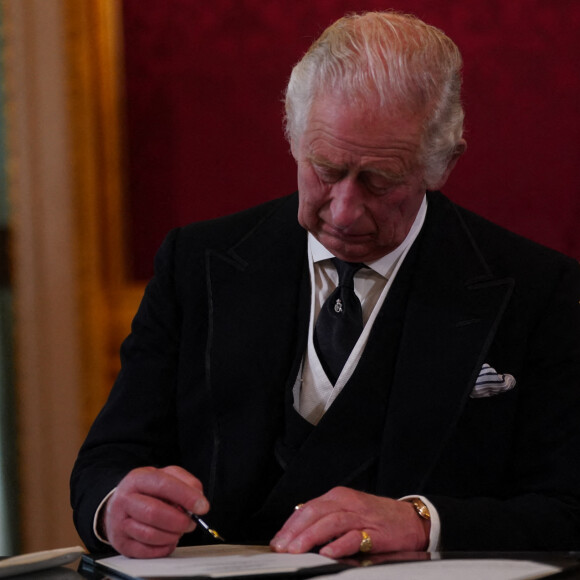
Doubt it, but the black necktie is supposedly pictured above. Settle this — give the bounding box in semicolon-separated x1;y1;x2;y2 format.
314;258;365;385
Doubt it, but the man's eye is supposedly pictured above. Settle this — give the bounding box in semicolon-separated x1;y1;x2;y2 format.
362;175;391;194
315;166;342;183
361;172;403;195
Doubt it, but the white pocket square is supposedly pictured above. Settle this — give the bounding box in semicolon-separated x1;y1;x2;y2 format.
470;363;516;398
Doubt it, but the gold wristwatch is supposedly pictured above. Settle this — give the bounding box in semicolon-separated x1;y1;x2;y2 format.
405;497;431;520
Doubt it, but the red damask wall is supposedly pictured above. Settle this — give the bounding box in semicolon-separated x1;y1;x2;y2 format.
121;1;580;280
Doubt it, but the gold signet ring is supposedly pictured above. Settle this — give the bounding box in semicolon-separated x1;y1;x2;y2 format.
294;503;305;511
359;530;373;553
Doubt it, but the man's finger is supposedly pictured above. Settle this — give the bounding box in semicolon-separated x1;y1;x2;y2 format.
271;499;347;552
161;465;204;491
319;529;370;558
284;510;356;554
122;515;185;547
124;493;194;533
123;467;209;514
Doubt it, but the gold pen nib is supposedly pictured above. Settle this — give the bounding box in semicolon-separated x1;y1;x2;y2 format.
208;528;226;542
187;511;226;543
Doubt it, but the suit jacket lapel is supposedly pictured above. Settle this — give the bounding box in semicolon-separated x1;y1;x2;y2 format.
377;192;515;496
206;196;308;411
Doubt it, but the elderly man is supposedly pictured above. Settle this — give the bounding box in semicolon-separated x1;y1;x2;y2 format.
71;11;580;558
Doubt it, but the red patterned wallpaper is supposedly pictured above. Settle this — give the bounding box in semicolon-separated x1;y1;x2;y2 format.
121;0;580;279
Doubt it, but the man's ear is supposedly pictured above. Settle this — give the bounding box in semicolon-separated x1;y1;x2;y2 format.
429;139;467;190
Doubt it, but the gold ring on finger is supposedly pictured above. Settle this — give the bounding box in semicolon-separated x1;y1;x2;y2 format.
359;530;373;553
294;503;305;511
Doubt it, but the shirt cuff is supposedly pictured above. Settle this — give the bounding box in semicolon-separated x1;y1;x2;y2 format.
398;495;441;552
93;488;116;546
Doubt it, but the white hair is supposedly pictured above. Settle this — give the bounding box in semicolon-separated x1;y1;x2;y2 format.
284;11;465;187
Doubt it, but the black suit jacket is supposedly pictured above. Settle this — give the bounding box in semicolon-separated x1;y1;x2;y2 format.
71;191;580;552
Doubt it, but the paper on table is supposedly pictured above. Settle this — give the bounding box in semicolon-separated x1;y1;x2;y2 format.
98;544;337;578
0;546;86;578
314;558;562;580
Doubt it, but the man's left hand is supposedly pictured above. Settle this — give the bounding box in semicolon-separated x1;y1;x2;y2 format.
270;487;429;558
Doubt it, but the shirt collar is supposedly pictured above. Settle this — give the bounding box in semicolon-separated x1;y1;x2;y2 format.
308;194;427;278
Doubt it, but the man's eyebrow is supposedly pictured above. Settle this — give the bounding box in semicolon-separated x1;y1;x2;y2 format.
307;154;343;169
363;166;407;184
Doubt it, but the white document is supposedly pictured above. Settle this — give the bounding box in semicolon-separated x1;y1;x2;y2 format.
315;558;562;580
98;544;337;578
0;546;85;577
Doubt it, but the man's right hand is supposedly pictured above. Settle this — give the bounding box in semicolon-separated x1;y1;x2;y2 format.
102;465;209;558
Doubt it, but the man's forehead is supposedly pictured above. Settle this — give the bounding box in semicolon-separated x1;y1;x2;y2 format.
303;103;423;164
311;86;424;120
306;93;425;138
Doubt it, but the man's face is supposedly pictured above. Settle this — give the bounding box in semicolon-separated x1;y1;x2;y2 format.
294;93;428;263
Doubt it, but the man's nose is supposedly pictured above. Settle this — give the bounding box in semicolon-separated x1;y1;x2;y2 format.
329;179;365;228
